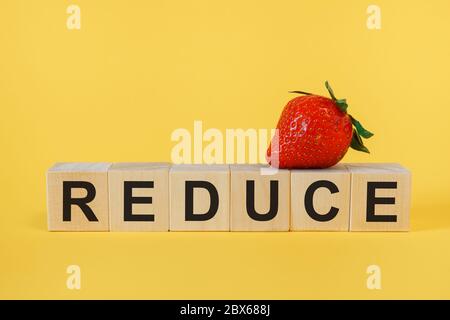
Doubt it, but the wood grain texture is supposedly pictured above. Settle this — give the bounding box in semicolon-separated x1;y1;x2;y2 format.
46;162;411;232
169;164;230;231
291;164;350;231
108;163;170;232
230;165;290;231
47;162;111;231
346;163;411;232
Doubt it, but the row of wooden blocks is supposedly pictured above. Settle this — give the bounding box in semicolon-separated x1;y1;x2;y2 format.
47;162;411;232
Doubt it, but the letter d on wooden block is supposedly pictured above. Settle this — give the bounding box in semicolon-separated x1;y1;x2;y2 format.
169;165;230;231
47;163;111;231
108;163;170;231
290;164;351;231
346;163;411;231
230;165;290;231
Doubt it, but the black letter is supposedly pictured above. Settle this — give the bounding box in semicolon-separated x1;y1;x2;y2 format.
185;181;219;221
63;181;97;222
246;180;278;221
367;181;397;222
304;180;340;222
124;181;154;221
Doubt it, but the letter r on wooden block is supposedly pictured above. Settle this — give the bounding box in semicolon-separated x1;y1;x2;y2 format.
169;165;230;231
231;165;290;231
108;163;170;231
346;163;411;231
291;164;350;231
47;163;111;231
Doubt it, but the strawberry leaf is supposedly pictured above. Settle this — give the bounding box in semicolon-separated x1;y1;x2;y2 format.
335;98;348;113
350;115;374;139
350;129;370;153
325;81;337;100
289;90;313;95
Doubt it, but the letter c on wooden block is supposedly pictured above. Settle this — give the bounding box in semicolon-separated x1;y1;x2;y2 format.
169;164;230;231
304;180;340;222
47;162;111;231
290;164;351;231
231;165;290;231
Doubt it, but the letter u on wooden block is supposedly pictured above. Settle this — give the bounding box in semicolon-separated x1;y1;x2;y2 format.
169;164;230;231
290;164;351;231
346;163;411;231
108;163;170;231
47;162;111;231
230;165;290;231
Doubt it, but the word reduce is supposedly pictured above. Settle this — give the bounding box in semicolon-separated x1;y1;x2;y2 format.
47;163;411;232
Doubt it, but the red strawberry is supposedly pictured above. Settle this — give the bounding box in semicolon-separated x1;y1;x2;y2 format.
267;81;373;169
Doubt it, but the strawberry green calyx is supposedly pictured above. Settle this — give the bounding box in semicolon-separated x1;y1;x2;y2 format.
325;81;348;113
289;81;374;154
324;81;373;153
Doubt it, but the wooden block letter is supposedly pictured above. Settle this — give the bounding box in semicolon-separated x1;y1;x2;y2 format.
47;162;111;231
108;163;170;232
169;165;230;231
291;164;351;231
231;165;290;231
346;163;411;231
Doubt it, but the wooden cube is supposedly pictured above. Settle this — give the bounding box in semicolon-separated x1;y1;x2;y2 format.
169;165;230;231
291;164;351;231
47;162;111;231
346;163;411;231
230;165;290;231
108;163;170;232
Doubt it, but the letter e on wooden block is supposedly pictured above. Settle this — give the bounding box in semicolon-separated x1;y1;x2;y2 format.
170;165;230;231
47;162;111;231
108;163;169;231
231;165;290;231
346;163;411;231
291;164;350;231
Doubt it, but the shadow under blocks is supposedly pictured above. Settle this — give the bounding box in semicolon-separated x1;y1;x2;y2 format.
46;162;411;232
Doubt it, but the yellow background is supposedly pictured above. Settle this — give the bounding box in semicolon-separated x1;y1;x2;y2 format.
1;0;450;299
